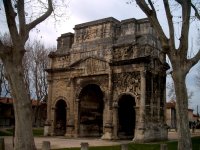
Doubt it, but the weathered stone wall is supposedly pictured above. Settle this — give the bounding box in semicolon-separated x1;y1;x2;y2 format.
45;17;168;142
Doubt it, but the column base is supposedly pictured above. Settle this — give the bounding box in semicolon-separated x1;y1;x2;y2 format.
101;123;113;140
44;122;51;136
65;125;75;138
101;132;113;140
132;128;145;143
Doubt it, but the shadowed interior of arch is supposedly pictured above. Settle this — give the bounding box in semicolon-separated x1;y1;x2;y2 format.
79;84;104;137
118;94;136;139
55;99;67;135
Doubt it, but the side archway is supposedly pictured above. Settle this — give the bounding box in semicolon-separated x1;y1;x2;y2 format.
117;94;136;139
55;99;67;135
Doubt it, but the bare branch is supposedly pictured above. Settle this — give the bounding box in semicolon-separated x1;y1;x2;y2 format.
17;0;27;44
0;39;3;48
26;0;53;34
188;50;200;68
175;0;183;5
3;0;20;47
163;0;175;50
191;3;200;20
0;40;4;57
179;1;191;59
148;0;156;13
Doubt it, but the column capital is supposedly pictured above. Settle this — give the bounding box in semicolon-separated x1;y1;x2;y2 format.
51;107;56;110
140;70;146;77
75;98;80;102
112;101;118;108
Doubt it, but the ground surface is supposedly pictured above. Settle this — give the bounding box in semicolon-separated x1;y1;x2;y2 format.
2;129;200;150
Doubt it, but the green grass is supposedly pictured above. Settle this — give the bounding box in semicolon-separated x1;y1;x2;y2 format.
128;143;160;150
0;130;13;136
32;128;44;136
54;146;121;150
0;128;44;136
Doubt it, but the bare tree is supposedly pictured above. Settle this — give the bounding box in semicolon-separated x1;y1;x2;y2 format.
25;40;50;126
134;1;200;150
196;66;200;88
167;80;193;101
0;0;53;149
0;60;10;97
195;33;200;89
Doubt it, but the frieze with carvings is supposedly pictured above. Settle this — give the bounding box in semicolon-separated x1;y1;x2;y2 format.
113;46;134;60
75;24;111;43
54;55;70;68
113;72;140;96
72;57;108;75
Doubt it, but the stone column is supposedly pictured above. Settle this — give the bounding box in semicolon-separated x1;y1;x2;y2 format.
81;142;89;150
64;107;69;136
140;70;146;125
50;107;56;136
65;107;75;137
42;141;51;150
102;67;114;140
121;144;128;150
101;94;113;140
112;101;119;140
44;80;53;136
134;70;146;142
74;98;80;137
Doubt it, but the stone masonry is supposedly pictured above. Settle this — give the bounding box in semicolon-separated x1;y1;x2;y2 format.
44;17;169;142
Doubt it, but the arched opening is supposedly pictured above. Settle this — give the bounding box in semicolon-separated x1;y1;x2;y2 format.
79;84;104;137
118;94;136;139
55;100;67;135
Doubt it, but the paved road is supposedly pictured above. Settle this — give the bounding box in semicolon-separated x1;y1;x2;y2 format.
2;130;200;150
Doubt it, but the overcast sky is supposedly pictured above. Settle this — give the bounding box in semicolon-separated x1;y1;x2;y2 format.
1;0;200;113
30;0;147;47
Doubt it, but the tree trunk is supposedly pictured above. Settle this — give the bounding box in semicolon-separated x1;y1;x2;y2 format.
3;58;36;150
172;70;192;150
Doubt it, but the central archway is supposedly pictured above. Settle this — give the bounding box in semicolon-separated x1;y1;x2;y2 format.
118;94;136;139
79;84;104;137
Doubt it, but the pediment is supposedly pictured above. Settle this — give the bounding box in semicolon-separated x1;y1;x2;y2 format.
69;56;109;74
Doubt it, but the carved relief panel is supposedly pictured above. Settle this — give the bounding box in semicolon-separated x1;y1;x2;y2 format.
113;72;140;100
113;46;133;60
72;57;108;76
75;23;113;43
53;55;70;68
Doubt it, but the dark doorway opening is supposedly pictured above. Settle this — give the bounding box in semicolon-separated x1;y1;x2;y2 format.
118;94;136;139
55;100;67;135
79;84;104;137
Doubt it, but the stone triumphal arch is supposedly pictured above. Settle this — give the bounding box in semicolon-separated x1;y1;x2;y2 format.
44;17;169;142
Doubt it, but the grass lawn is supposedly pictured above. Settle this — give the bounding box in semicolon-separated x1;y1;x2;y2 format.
0;130;13;136
54;136;200;150
0;128;44;136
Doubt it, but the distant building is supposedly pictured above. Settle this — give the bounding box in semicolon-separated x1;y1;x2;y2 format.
0;97;47;127
166;100;176;129
166;100;199;129
193;114;200;122
0;97;14;126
